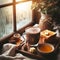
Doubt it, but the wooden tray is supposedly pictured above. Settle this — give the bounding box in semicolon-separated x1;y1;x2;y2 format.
16;37;60;60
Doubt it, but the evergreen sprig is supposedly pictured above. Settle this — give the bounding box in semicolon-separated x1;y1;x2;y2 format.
32;0;60;14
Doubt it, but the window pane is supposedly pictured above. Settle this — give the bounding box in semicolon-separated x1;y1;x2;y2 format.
16;1;32;30
0;6;13;38
0;0;12;5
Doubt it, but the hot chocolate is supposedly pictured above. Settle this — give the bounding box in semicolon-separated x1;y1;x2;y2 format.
25;27;40;34
25;27;40;45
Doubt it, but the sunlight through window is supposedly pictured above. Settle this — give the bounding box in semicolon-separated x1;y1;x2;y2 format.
16;1;32;30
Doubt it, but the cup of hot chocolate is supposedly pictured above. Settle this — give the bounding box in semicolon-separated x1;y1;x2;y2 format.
25;27;40;45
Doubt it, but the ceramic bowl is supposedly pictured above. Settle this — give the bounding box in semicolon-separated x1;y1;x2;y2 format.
37;43;54;56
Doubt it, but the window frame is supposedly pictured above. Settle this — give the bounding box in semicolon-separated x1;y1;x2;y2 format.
0;0;33;41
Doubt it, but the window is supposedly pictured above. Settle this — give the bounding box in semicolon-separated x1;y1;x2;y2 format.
0;0;32;39
16;1;32;30
0;6;13;38
0;0;12;5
